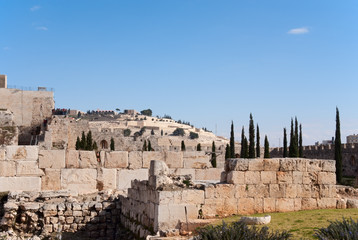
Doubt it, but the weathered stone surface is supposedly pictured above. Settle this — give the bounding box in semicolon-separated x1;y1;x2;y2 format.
317;198;336;209
240;215;271;225
0;160;16;177
227;171;245;184
0;148;5;160
269;184;285;198
157;204;198;231
237;198;255;214
61;169;97;194
39;150;65;169
245;171;260;184
322;160;335;172
307;160;322;172
78;151;97;168
195;168;223;181
301;198;317;210
41;169;61;191
66;150;79;168
318;172;336;185
183;154;210;169
226;159;249;171
104;151;128;168
263;159;280;171
292;171;303;184
263;198;276;212
261;171;276;184
347;199;358;208
337;199;347;209
128;151;143;169
248;159;264;171
143;151;165;168
100;168;117;190
0;177;41;191
280;159;296;171
170;168;195;179
117;169;148;190
165;151;183;168
6;146;39;160
16;161;44;176
247;184;269;198
276;198;294;212
277;171;293;184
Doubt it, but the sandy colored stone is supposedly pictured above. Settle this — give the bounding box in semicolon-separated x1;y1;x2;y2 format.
277;171;293;184
227;171;245;184
317;198;336;209
100;168;117;189
0;148;5;160
66;150;79;168
322;160;335;172
280;159;296;171
235;185;247;198
41;169;61;190
6;146;38;160
143;151;164;168
248;159;264;171
285;184;298;198
117;169;148;190
269;184;285;198
195;168;223;181
39;150;65;169
181;189;205;205
183;154;210;169
276;198;294;212
301;198;317;210
307;160;322;172
318;172;336;185
247;184;269;198
128;151;143;169
245;171;260;184
16;161;44;176
261;171;276;184
263;159;280;171
319;185;336;198
61;169;97;194
226;159;249;171
264;198;276;212
292;171;303;184
294;198;302;211
0;177;41;191
104;151;128;168
0;161;16;177
296;159;307;172
237;198;255;215
78;151;97;168
156;204;198;231
165;151;183;168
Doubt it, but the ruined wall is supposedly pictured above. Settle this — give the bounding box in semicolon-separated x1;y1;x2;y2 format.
0;110;18;145
270;144;358;177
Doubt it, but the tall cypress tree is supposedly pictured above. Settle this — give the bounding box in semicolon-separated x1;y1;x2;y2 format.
76;137;81;150
211;141;217;168
241;127;245;158
86;131;93;150
335;107;342;183
197;143;201;151
243;137;249;158
181;140;186;151
225;144;230;159
248;113;255;158
80;131;86;150
289;119;294;157
148;140;152;151
256;124;260;158
230;121;235;158
299;124;303;157
143;140;147;151
283;128;288;158
264;135;270;158
110;137;115;151
294;117;299;156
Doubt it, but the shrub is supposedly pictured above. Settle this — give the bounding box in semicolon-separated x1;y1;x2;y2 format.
194;221;291;240
190;132;199;139
140;109;152;116
315;218;358;240
173;128;185;136
123;129;131;137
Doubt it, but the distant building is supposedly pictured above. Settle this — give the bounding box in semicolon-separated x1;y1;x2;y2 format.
124;109;139;115
315;137;334;146
347;134;358;144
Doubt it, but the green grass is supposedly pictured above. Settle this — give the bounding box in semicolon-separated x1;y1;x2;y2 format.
218;208;358;239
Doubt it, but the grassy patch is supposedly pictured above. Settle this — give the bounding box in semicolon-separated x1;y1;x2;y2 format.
218;208;358;239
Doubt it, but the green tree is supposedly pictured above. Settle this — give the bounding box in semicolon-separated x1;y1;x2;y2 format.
264;135;270;158
190;132;199;139
197;143;201;151
240;127;248;158
248;113;255;158
283;128;288;158
110;137;115;151
256;124;260;158
225;144;230;160
211;141;217;168
151;129;155;135
161;129;163;136
148;140;152;151
143;140;148;151
299;124;303;157
76;137;81;150
242;137;248;158
173;128;185;136
140;109;152;116
295;117;299;154
335;107;342;183
289;118;298;157
123;129;131;137
181;140;186;151
80;131;86;150
230;121;235;158
93;141;98;151
86;131;93;150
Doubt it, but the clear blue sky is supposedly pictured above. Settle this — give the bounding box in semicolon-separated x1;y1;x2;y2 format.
1;0;357;146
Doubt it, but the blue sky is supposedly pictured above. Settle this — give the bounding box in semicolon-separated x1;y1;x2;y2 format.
1;0;357;146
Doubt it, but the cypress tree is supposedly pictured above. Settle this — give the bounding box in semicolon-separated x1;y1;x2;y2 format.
335;107;342;183
110;137;115;151
93;141;98;151
256;124;260;158
76;137;81;150
211;141;217;168
241;127;245;158
248;113;255;158
289;118;297;157
148;140;152;151
283;128;288;158
143;140;147;151
230;121;235;158
151;129;155;135
197;143;201;151
80;131;86;150
264;135;270;158
86;131;93;150
242;137;248;158
294;117;299;156
225;144;230;159
299;124;303;157
181;140;186;151
161;129;163;136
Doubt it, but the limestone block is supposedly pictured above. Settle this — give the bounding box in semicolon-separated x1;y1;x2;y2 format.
263;159;280;171
337;199;347;209
235;185;247;198
156;204;198;231
261;171;276;184
303;172;318;185
143;151;164;168
61;169;97;194
170;168;195;179
104;151;128;168
280;159;296;171
181;189;205;205
318;172;336;185
195;168;223;181
347;199;358;208
296;159;307;172
16;161;44;176
226;159;249;171
285;184;298;198
319;185;336;198
298;184;311;198
78;151;97;168
100;168;117;190
227;171;245;184
165;151;183;168
183;155;210;169
128;151;143;169
254;198;264;213
215;184;236;199
39;150;65;169
0;177;41;191
41;169;61;190
0;148;5;160
6;146;38;160
317;198;336;209
237;198;255;215
277;171;293;184
307;160;322;172
0;161;16;176
223;198;238;215
294;198;302;211
276;198;294;212
117;169;148;190
301;198;318;210
263;198;276;212
269;184;285;198
245;171;260;184
248;159;264;171
66;150;79;168
292;171;303;184
322;160;335;172
247;184;269;198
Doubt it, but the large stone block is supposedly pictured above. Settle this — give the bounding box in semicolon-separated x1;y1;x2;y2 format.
39;150;65;169
128;151;143;169
301;198;317;210
237;198;255;215
16;161;44;176
292;171;303;184
99;168;117;190
264;198;276;212
263;159;280;171
181;189;205;205
226;159;249;171
322;160;335;172
195;168;223;181
277;171;293;184
280;159;296;171
165;151;183;168
117;169;148;190
296;159;307;172
0;177;41;191
261;171;276;184
248;159;264;171
245;171;260;184
285;184;298;198
227;171;245;184
0;148;5;160
170;168;195;179
42;169;61;190
318;172;336;185
104;151;128;168
247;184;269;198
66;150;79;168
276;198;294;212
156;204;198;231
319;185;336;198
269;184;285;198
78;151;97;168
183;154;210;169
143;151;164;168
61;169;97;194
307;160;322;172
0;161;16;177
317;198;336;209
6;146;38;160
